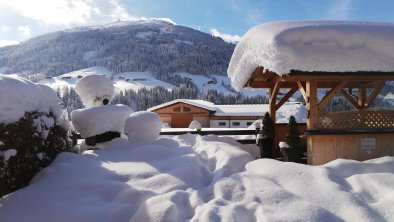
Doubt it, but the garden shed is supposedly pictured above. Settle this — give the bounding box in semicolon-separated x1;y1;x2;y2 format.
228;20;394;165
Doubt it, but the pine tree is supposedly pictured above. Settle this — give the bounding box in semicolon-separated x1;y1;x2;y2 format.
286;115;300;148
261;112;274;138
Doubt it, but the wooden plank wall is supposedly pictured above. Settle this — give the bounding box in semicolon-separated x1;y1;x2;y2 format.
308;133;394;165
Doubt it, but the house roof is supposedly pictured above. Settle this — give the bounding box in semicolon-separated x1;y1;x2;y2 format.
147;99;216;112
228;20;394;91
148;99;307;123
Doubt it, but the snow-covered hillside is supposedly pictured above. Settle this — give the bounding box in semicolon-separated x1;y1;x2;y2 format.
0;134;393;222
39;67;176;93
0;19;234;77
38;66;268;98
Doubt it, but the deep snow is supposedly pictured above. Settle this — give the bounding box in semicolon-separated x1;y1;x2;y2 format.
0;134;393;222
0;74;68;126
228;20;394;91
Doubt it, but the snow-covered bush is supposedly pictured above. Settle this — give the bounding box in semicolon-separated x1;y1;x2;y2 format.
124;111;162;143
0;75;74;197
71;105;133;139
75;74;115;108
188;120;202;130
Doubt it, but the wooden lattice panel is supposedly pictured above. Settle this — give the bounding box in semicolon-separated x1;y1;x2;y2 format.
317;110;394;129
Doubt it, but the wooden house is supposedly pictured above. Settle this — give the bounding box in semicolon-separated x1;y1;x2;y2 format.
227;21;394;165
148;99;306;139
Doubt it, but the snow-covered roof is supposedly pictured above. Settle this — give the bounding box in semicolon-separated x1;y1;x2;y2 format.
148;99;306;123
228;20;394;91
147;99;216;112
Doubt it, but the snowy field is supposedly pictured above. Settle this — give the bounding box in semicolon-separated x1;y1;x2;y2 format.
0;134;393;222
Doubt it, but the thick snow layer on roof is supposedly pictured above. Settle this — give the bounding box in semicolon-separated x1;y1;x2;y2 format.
0;134;393;221
228;20;394;91
0;75;66;124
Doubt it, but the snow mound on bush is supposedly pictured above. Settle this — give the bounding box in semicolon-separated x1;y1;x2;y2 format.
75;74;115;108
71;105;133;138
124;111;162;143
188;120;202;130
0;75;65;124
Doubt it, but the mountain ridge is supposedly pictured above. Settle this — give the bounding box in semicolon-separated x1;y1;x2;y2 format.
0;19;234;78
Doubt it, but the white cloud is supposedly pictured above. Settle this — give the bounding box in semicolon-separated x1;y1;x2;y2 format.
210;29;242;44
328;0;352;20
1;0;135;26
0;40;19;47
17;25;31;37
1;25;10;32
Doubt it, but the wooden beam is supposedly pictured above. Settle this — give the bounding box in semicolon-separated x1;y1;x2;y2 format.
358;84;366;108
297;81;307;103
274;87;298;111
365;81;385;107
306;80;318;129
282;74;394;82
317;81;348;110
339;89;361;109
269;82;281;124
269;81;281;104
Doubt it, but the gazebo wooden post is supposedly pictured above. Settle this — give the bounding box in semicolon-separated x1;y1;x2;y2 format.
358;84;366;108
306;80;318;129
269;82;281;124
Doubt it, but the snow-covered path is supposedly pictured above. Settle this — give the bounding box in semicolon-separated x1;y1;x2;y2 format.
0;135;393;222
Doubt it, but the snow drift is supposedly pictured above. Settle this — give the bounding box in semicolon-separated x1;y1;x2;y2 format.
0;134;393;222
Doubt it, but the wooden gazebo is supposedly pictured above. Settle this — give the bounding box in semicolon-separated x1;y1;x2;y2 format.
228;21;394;165
246;68;394;164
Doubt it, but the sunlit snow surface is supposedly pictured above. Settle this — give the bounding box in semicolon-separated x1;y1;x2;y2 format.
0;134;393;222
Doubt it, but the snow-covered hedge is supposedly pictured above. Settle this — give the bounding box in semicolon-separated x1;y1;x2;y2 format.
0;75;74;197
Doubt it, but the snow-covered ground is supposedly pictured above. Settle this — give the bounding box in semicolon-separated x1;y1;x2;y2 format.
0;134;393;222
37;67;271;99
383;92;394;106
177;72;269;97
38;67;113;92
113;72;176;92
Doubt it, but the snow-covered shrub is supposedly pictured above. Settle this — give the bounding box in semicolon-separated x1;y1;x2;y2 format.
75;74;115;108
71;105;133;138
0;75;74;197
124;111;162;143
188;120;202;130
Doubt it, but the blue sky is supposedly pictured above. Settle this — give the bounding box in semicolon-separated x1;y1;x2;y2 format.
1;0;394;46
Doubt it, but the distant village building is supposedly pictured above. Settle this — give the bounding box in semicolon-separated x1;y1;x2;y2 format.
148;99;305;128
148;99;307;148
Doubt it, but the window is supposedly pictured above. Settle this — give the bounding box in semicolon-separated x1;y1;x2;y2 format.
247;122;253;126
173;107;181;112
183;106;191;112
218;122;226;126
232;122;240;126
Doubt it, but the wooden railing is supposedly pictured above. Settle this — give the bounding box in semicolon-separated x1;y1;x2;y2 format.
71;129;259;145
316;109;394;129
